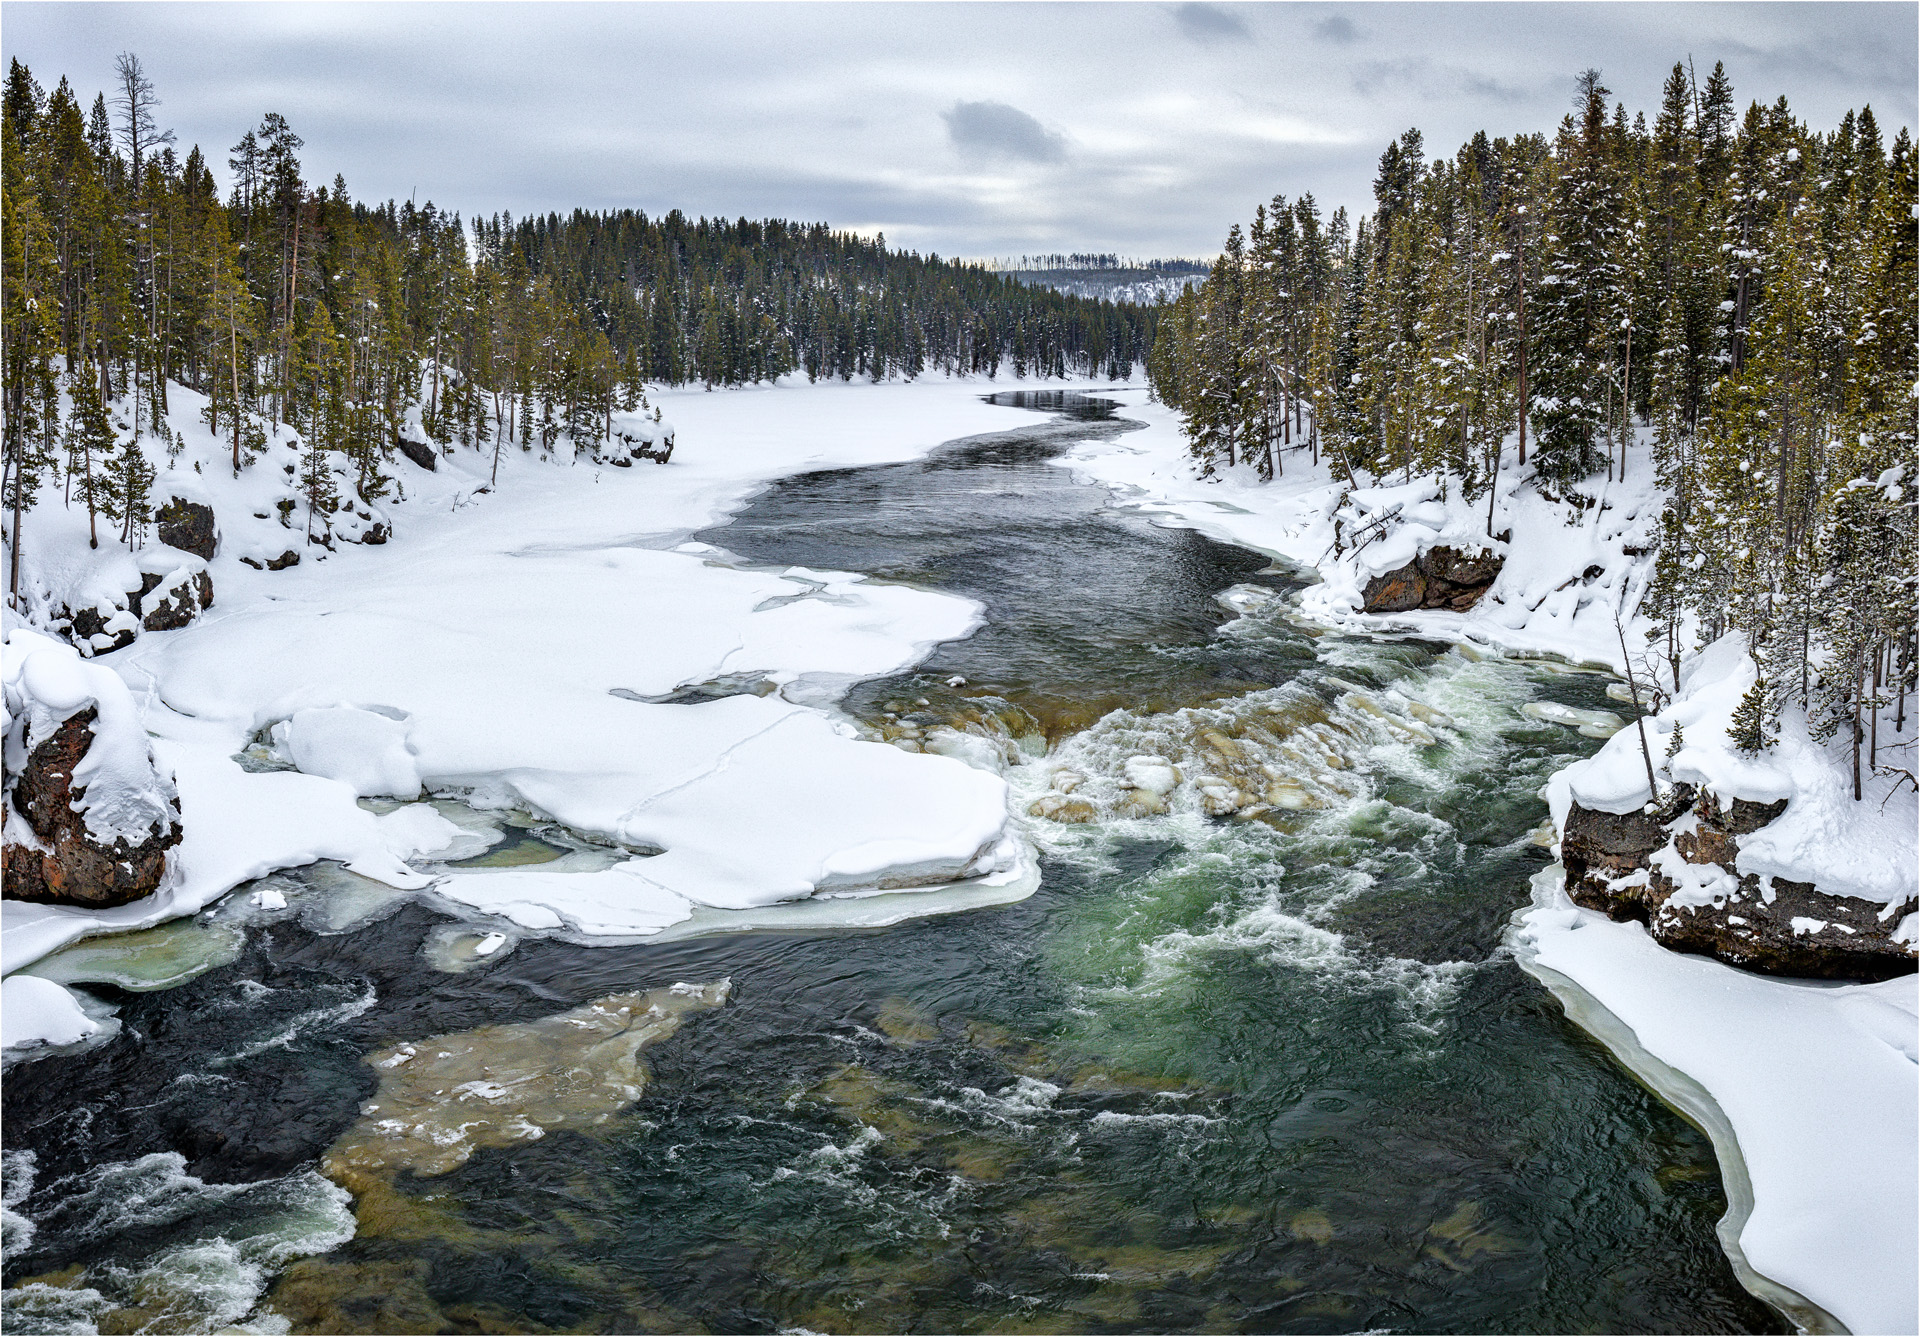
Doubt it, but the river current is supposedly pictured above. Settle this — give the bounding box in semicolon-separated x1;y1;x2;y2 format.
1;392;1784;1334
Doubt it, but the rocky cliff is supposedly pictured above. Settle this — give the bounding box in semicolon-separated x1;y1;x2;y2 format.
1562;786;1917;980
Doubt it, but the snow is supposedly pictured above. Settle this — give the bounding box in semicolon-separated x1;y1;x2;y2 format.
1555;632;1917;913
1;974;105;1058
4;625;179;847
4;376;1045;980
1061;388;1663;673
275;706;422;800
1514;870;1918;1336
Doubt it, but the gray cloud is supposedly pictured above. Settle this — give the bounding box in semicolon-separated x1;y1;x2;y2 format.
1313;15;1362;44
943;100;1067;164
1173;3;1252;44
0;3;1911;262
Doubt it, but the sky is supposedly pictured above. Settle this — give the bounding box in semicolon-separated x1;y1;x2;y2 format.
4;2;1915;261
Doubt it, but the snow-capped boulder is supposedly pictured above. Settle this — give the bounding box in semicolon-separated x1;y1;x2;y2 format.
155;496;218;560
396;436;438;471
135;549;215;632
1554;632;1917;980
1561;787;1916;980
613;414;676;463
63;601;141;656
3;629;182;909
1362;544;1503;614
273;706;422;800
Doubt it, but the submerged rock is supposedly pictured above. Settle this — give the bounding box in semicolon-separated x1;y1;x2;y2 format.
1562;788;1916;980
1362;545;1504;614
324;979;731;1193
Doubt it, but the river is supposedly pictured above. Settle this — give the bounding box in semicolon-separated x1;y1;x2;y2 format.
2;392;1784;1334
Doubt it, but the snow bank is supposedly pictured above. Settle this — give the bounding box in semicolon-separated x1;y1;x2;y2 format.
1555;633;1917;913
1062;388;1663;673
0;974;113;1061
1513;871;1918;1336
4;376;1047;978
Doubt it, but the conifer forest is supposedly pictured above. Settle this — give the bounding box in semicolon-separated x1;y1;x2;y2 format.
1147;64;1916;790
1;54;1154;591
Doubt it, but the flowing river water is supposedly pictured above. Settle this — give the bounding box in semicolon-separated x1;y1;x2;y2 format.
1;392;1787;1335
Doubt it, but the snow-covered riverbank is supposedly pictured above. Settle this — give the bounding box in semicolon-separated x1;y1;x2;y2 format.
1062;387;1917;1336
4;377;1056;1052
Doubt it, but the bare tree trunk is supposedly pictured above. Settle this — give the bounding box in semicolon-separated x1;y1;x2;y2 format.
230;297;244;477
1514;226;1528;468
1852;658;1864;801
1616;609;1660;803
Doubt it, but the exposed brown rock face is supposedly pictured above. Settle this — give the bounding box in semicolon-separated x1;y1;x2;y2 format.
3;707;182;909
1562;787;1915;981
1362;565;1428;613
155;497;217;560
1362;545;1503;614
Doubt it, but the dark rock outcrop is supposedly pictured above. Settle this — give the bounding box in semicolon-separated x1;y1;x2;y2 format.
3;707;182;909
396;437;437;471
266;549;301;571
1362;545;1503;614
64;603;139;655
155;497;218;560
1362;565;1427;613
1563;788;1916;980
140;569;215;631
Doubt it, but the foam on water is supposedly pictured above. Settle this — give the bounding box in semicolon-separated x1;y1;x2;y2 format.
0;1152;353;1337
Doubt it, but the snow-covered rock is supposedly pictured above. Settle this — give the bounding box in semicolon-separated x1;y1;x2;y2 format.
2;626;182;910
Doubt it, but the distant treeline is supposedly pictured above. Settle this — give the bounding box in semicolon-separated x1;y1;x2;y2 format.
992;254;1209;274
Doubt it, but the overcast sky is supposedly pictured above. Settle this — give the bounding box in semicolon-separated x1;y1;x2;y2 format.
5;2;1914;260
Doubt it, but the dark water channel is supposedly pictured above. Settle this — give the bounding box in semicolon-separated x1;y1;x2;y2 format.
2;392;1784;1334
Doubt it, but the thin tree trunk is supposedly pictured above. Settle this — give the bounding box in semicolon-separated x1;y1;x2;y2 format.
230;297;244;477
1514;226;1527;467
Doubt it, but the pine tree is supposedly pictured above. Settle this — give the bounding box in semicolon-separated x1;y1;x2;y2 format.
109;434;154;546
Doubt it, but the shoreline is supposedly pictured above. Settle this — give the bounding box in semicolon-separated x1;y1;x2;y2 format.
1066;388;1918;1336
1507;870;1845;1337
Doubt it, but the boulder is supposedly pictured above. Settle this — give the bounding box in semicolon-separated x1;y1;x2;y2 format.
1561;785;1692;915
140;568;215;632
1361;545;1504;614
395;437;437;471
266;549;301;571
1562;787;1915;981
1419;545;1503;588
65;603;139;655
1361;566;1428;613
155;497;218;560
4;629;186;911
